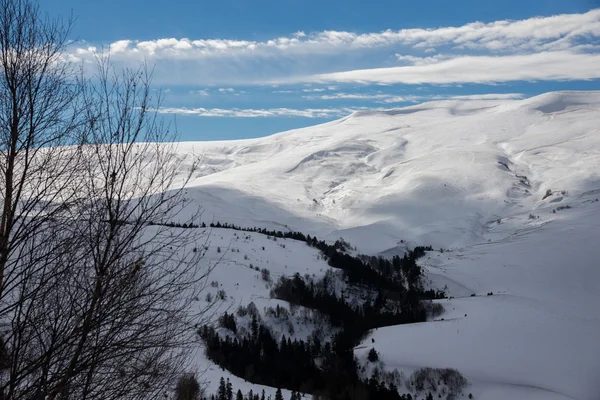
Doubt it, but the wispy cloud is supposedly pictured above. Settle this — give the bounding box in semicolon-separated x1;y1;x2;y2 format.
305;51;600;85
304;92;525;103
157;107;370;118
218;88;235;93
158;93;525;118
444;93;524;100
303;93;393;100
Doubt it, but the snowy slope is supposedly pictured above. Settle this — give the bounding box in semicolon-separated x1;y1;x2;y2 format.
356;192;600;400
171;91;600;399
172;91;600;254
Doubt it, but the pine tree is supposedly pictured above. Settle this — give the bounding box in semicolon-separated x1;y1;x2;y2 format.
236;390;244;400
217;377;226;400
226;378;233;400
251;315;259;340
261;390;266;400
275;388;283;400
367;347;379;362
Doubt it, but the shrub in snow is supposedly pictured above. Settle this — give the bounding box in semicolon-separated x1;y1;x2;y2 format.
424;301;445;318
409;367;468;395
174;373;201;400
261;268;271;282
236;305;248;317
246;302;260;318
219;312;237;333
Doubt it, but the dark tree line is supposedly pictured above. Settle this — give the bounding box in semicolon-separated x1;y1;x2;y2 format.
199;323;322;394
270;273;426;332
147;220;202;229
199;322;412;400
198;377;309;400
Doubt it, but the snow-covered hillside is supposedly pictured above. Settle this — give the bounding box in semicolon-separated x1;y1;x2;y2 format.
177;91;600;400
172;91;600;254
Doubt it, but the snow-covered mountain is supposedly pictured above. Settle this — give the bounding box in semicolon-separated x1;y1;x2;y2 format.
177;91;600;400
174;91;600;253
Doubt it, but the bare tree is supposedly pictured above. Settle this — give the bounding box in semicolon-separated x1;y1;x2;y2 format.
0;0;83;302
0;1;215;399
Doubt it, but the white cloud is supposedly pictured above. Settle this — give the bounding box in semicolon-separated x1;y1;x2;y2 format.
157;107;367;118
72;9;600;60
302;88;326;92
70;9;600;86
272;90;294;93
395;53;451;65
109;40;131;53
218;88;235;93
192;89;210;96
306;51;600;85
157;93;526;119
303;92;524;103
445;93;524;100
304;93;393;100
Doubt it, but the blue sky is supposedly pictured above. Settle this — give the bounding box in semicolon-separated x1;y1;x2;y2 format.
41;0;600;140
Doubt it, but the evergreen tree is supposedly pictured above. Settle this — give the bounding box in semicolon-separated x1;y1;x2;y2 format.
290;391;301;400
275;388;283;400
217;377;226;400
226;378;233;400
367;347;379;362
251;315;259;340
236;390;244;400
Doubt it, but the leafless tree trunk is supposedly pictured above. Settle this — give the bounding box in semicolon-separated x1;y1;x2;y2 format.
0;1;215;399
